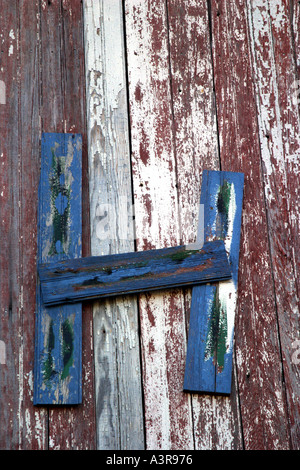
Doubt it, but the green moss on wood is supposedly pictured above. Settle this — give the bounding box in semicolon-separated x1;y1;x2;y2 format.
216;180;231;240
43;319;56;387
205;288;228;372
61;318;74;380
169;249;197;262
49;149;71;257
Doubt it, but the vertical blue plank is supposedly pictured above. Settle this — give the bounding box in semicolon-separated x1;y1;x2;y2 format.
184;170;244;395
184;284;217;393
34;133;82;405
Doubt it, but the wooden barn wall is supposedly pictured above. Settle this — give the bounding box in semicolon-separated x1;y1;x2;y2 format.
0;0;299;450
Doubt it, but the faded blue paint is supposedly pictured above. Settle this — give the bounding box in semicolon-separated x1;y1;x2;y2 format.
34;133;82;405
184;170;244;395
38;239;232;306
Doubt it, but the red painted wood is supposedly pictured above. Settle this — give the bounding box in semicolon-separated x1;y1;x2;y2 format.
247;0;300;449
0;0;95;450
125;0;194;449
18;0;48;448
0;0;50;450
0;1;23;450
167;0;219;244
211;0;291;449
60;0;95;447
167;0;243;450
39;0;96;449
0;0;298;451
0;0;49;449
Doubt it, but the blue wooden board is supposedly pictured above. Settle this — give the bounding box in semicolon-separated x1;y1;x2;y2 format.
38;240;232;307
184;170;244;395
34;133;82;405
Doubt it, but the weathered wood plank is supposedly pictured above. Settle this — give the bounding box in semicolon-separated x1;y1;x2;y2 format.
125;0;194;449
18;0;49;448
167;0;219;245
0;0;49;449
167;1;243;450
34;132;82;406
247;0;300;449
184;170;244;395
39;0;96;448
211;0;291;449
83;0;144;450
39;240;232;306
0;1;23;449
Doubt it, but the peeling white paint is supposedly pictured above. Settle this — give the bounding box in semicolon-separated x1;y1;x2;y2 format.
140;292;172;449
126;0;194;450
83;0;144;450
248;0;286;191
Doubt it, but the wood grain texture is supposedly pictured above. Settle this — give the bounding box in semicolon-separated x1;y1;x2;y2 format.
167;1;243;450
184;170;244;395
167;0;219;245
0;0;298;452
39;240;232;306
39;0;96;449
83;0;144;450
0;0;49;449
58;0;96;449
211;0;291;449
0;0;24;449
18;0;48;448
246;0;300;449
34;132;82;405
125;0;194;450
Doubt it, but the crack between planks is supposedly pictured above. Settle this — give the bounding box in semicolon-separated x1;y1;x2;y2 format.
60;0;67;133
80;0;97;448
165;0;182;248
16;0;25;451
121;0;138;256
37;0;51;450
207;0;222;173
207;0;219;397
